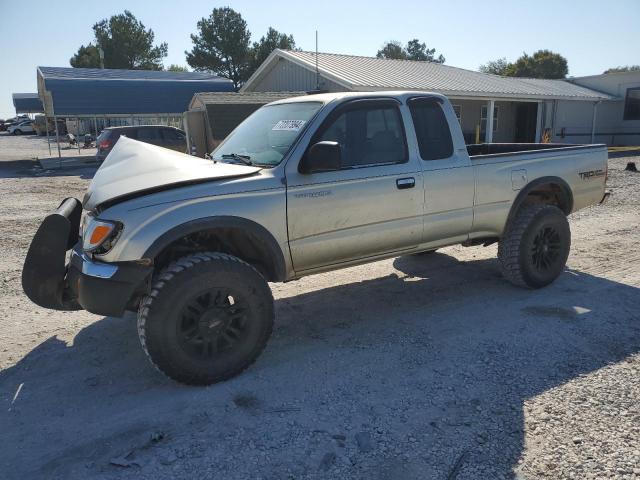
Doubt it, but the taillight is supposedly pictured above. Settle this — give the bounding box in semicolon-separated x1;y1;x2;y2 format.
99;140;111;149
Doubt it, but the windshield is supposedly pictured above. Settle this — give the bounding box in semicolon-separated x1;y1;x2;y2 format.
212;101;323;166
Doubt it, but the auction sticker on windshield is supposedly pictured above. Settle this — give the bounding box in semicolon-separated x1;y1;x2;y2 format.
272;120;306;131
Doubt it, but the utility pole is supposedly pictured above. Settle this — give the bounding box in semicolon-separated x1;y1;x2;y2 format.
315;31;320;91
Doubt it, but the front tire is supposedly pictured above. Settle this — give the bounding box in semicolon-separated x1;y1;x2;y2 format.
13;129;22;135
498;205;570;288
138;252;274;385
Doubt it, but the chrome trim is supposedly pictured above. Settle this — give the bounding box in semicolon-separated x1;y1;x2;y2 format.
72;249;118;279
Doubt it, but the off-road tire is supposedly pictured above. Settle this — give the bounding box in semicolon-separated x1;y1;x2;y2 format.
498;204;570;289
137;252;274;385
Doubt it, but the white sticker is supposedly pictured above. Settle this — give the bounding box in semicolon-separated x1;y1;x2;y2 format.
272;120;306;131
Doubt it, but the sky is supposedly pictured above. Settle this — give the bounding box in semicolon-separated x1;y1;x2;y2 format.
1;0;639;118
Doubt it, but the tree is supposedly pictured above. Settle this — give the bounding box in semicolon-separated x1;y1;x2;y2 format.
405;39;445;63
479;50;568;79
186;7;252;90
604;65;640;74
479;57;511;76
70;44;101;68
508;50;568;79
250;27;297;72
70;10;167;70
167;64;189;72
376;39;445;63
376;40;407;60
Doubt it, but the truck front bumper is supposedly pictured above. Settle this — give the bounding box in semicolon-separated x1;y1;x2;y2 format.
22;198;152;317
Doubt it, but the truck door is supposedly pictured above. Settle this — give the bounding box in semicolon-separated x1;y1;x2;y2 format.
286;99;424;274
406;97;474;244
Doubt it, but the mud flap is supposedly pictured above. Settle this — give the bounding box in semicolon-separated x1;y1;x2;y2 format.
22;197;82;310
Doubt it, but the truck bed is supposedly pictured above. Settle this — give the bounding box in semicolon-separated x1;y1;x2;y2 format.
467;143;602;159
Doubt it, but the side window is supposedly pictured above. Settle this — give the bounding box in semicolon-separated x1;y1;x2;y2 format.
136;128;161;141
162;128;186;142
409;99;454;160
317;103;407;168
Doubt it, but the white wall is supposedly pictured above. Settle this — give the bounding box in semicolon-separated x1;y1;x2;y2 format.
564;71;640;145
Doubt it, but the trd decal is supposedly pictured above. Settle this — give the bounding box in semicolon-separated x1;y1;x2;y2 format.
578;169;605;180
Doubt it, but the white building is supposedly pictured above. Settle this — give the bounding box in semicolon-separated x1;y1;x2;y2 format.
567;71;640;145
242;49;638;145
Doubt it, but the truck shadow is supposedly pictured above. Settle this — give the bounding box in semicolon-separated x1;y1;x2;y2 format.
1;253;638;479
0;160;97;180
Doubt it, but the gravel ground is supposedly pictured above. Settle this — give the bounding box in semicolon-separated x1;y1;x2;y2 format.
0;146;638;480
0;131;96;161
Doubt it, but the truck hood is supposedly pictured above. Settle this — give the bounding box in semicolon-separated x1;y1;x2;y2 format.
83;136;261;210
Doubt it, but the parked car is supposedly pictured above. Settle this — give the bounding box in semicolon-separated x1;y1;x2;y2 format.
22;91;609;385
8;120;35;135
0;120;7;132
95;125;187;162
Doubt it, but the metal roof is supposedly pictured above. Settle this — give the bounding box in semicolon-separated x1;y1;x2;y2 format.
189;91;306;109
37;66;234;116
12;93;43;113
243;50;615;101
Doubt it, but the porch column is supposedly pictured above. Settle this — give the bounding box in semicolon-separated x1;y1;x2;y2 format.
535;102;543;142
591;101;599;143
485;99;495;143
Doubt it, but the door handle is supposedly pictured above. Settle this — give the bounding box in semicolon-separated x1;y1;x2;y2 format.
396;177;415;189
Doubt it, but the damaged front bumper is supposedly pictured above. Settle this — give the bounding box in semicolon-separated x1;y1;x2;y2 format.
22;198;152;317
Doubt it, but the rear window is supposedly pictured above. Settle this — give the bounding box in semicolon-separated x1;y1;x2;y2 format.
408;98;454;161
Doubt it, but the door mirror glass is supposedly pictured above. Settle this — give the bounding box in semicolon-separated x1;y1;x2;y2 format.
299;141;342;173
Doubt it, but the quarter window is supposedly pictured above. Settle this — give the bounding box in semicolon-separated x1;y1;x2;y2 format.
623;88;640;121
408;98;454;160
317;102;407;168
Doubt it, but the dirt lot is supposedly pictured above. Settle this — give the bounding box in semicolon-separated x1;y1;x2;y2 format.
0;143;638;479
0;131;96;162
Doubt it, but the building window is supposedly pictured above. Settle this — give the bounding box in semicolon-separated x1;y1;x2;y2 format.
480;105;499;132
452;105;462;124
623;88;640;121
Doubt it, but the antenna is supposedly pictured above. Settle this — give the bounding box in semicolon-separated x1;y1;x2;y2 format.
315;30;320;91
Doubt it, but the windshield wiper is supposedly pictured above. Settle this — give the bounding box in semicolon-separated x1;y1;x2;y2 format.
220;153;253;166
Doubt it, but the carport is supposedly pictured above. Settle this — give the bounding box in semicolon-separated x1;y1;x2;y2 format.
12;93;43;115
36;66;234;160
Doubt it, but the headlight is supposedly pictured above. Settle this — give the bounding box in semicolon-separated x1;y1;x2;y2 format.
82;216;122;253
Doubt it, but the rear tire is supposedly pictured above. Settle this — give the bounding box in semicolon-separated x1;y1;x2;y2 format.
498;205;570;288
137;252;274;385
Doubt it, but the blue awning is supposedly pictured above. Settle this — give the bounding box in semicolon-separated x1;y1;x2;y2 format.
38;66;235;116
13;93;43;113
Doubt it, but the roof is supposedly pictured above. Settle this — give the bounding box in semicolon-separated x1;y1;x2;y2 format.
189;91;306;109
243;50;615;101
38;66;229;82
12;93;43;113
37;66;234;116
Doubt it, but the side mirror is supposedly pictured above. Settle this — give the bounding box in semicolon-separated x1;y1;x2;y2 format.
299;141;342;174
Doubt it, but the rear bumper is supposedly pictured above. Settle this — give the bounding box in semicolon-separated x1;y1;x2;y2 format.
22;198;152;317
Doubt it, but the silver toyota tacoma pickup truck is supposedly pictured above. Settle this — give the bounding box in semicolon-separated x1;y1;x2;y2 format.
22;91;609;385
